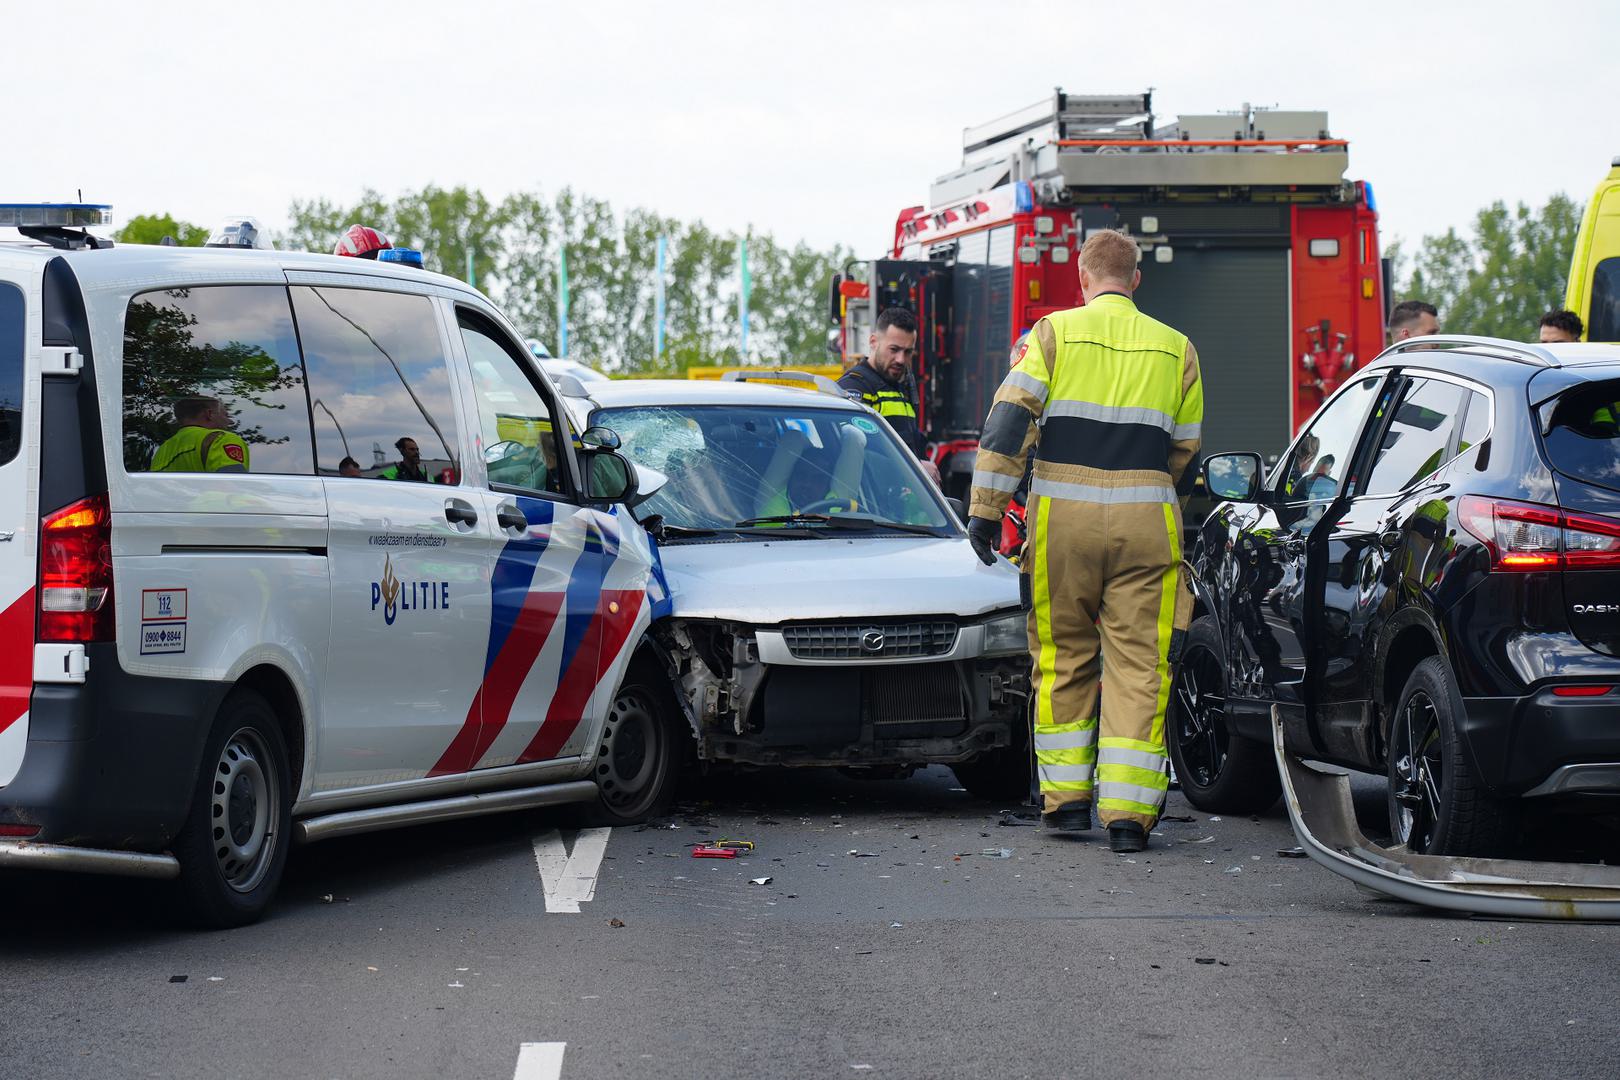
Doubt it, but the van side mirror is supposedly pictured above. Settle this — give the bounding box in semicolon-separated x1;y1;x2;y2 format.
1203;452;1265;503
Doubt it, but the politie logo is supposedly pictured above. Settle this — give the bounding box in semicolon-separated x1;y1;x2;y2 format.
371;555;450;626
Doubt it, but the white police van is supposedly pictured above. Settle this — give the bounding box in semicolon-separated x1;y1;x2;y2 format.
0;206;678;925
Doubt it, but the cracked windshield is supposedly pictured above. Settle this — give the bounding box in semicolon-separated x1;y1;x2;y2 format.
593;404;951;532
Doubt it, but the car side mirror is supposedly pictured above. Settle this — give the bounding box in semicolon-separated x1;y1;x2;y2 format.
1203;452;1265;503
945;496;967;523
583;449;635;503
580;424;621;451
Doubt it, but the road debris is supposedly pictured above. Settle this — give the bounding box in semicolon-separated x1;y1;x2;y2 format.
750;876;773;886
1180;836;1216;844
1162;814;1196;823
692;846;739;859
609;918;626;928
168;975;187;984
1224;866;1243;874
1277;846;1308;858
981;847;1013;859
318;893;350;903
847;850;878;857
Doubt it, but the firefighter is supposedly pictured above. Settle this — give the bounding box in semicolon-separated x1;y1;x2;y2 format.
838;308;941;483
965;229;1202;853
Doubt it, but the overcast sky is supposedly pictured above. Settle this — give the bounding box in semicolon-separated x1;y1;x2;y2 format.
7;0;1617;258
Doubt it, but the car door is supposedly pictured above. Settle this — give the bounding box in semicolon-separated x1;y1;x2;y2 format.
1312;374;1476;764
0;258;35;787
1224;375;1388;712
450;309;654;773
294;282;496;793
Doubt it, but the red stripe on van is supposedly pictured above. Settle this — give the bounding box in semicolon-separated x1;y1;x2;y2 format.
516;590;644;765
0;588;34;736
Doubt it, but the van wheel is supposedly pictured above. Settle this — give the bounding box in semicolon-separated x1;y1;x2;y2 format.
172;688;292;928
1387;656;1513;856
1167;615;1280;814
583;667;684;826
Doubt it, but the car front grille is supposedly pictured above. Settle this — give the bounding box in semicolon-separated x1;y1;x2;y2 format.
781;620;958;660
863;662;968;738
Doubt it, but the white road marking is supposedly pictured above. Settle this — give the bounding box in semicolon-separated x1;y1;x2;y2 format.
532;828;612;912
513;1041;567;1080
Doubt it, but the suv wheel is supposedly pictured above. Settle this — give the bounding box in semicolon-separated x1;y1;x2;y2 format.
1387;656;1513;855
172;688;292;928
1167;615;1280;814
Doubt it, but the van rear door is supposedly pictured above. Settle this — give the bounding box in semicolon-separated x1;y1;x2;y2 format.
0;253;42;787
1539;372;1620;656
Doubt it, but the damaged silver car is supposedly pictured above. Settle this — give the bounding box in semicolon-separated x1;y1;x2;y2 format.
563;375;1030;798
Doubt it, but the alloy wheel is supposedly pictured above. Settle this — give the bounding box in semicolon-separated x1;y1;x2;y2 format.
1173;643;1229;787
1391;691;1444;852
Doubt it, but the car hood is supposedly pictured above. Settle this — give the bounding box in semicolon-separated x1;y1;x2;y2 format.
655;535;1021;623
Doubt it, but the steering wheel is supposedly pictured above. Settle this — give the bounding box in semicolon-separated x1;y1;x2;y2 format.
797;496;859;515
484;440;523;463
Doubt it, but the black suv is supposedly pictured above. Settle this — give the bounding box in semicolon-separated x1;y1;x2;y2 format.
1172;336;1620;855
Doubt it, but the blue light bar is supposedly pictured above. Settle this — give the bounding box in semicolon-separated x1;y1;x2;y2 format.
1361;181;1377;214
379;247;424;268
0;203;113;228
1014;181;1034;214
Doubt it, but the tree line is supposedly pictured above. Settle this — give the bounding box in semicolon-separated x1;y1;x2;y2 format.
118;187;852;375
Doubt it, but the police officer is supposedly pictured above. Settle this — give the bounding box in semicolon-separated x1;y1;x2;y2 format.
965;229;1203;853
151;396;250;473
839;308;940;483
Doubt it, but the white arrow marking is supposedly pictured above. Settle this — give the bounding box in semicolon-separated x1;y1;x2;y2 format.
532;828;612;912
513;1041;566;1080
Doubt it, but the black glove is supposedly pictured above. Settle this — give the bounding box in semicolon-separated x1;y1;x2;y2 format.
967;515;1001;566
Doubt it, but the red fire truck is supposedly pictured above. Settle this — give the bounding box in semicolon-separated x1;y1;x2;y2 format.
828;90;1388;503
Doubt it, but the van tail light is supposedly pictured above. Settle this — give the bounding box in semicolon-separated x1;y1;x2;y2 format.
1457;496;1620;572
38;493;114;642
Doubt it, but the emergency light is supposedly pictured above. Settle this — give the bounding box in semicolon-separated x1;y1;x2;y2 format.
0;203;113;228
379;247;424;268
206;217;273;250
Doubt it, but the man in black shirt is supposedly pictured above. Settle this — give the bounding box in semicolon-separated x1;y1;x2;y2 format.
838;307;938;481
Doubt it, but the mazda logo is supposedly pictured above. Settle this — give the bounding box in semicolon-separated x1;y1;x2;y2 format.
860;630;886;653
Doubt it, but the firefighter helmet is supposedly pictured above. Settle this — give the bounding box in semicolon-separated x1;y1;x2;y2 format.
334;224;392;259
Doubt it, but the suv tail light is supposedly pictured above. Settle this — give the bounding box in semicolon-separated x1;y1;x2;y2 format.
38;493;114;642
1459;496;1620;572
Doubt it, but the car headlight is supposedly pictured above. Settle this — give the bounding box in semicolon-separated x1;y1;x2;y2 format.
981;610;1027;656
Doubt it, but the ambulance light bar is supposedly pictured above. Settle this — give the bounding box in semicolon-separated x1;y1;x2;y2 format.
0;203;113;228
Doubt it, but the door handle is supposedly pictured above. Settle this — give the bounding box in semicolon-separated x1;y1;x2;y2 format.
1379;527;1403;551
496;505;528;531
444;500;478;526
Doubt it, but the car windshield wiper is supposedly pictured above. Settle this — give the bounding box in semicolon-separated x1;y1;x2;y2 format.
733;513;942;536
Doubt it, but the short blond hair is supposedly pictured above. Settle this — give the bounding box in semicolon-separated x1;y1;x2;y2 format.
1080;229;1140;285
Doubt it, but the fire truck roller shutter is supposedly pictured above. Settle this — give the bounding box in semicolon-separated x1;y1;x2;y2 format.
1131;248;1291;465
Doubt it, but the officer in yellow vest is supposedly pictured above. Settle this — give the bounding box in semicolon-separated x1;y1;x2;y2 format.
151;396;250;473
838;307;942;485
965;229;1202;853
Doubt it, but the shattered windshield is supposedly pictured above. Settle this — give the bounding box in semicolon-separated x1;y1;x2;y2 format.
591;403;953;534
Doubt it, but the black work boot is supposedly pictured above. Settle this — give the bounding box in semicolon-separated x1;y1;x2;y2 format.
1108;821;1148;853
1042;802;1092;833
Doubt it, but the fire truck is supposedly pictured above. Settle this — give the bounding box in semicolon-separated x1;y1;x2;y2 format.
828;90;1388;502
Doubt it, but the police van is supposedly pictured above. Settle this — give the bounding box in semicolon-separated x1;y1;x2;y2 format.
0;205;679;925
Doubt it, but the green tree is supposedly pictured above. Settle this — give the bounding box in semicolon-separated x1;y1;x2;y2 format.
1397;194;1582;337
116;213;208;247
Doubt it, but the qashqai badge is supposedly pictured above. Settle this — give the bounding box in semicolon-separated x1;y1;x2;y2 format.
1572;603;1620;616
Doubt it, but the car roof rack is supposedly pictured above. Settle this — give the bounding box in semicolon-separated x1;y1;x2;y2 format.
1381;335;1560;368
721;368;846;396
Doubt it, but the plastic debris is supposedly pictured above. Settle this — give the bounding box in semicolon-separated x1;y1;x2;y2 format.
1180;836;1216;844
168;975;187;984
692;846;739;859
609;918;626;928
448;981;465;988
1209;816;1223;822
890;921;904;928
1224;865;1243;874
750;876;773;886
1277;846;1308;858
1195;957;1216;964
319;893;350;903
847;850;878;857
981;847;1013;859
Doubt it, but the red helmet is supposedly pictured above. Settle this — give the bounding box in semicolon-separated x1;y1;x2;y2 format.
334;224;392;259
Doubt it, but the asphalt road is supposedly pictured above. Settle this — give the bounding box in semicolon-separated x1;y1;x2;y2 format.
2;768;1618;1080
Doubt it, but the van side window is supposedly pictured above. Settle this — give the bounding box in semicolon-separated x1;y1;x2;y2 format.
293;287;461;484
0;284;22;468
460;316;568;497
122;286;313;476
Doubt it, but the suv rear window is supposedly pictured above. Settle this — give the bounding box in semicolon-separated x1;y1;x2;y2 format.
0;283;22;468
122;286;314;475
1542;378;1620;491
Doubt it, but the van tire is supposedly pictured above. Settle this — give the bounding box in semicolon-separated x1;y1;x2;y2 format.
578;663;685;826
171;688;292;928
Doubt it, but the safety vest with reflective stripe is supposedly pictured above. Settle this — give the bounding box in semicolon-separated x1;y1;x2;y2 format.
838;362;925;456
150;425;249;473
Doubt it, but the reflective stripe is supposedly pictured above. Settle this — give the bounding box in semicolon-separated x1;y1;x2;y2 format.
1029;478;1173;504
1039;764;1095;784
1043;399;1174;432
1034;728;1097;751
1098;747;1167;773
1038;746;1096;767
1004;369;1049;404
1152;503;1181;746
1097;780;1168;807
1171;421;1201;441
972;469;1021;493
1032;494;1057;733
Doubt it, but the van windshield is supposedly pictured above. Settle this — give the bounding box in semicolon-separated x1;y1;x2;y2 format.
1542;378;1620;492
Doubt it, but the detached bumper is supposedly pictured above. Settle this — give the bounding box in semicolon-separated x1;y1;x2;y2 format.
1459;689;1620;797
